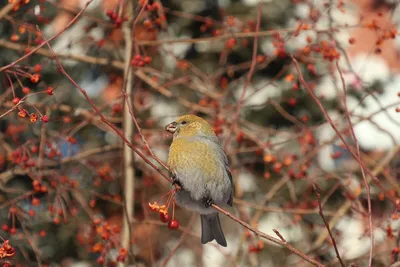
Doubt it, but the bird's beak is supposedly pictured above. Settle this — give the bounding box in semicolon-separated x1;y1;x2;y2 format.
165;121;178;133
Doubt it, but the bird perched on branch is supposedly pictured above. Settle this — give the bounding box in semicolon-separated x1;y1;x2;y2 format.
165;114;233;247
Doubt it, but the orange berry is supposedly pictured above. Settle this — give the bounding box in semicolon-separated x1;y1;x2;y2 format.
10;34;19;42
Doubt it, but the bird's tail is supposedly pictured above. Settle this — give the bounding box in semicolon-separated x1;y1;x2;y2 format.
201;213;227;247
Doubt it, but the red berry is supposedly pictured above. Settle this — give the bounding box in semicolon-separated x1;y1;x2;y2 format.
10;34;19;42
143;19;152;28
160;213;170;223
31;145;39;153
12;97;20;105
115;18;123;28
168;220;179;229
97;256;104;264
256;55;266;63
112;225;121;233
40;115;49;123
106;9;113;17
2;224;9;232
30;73;40;83
143;56;152;64
46;87;53;95
22;155;29;162
117;254;126;262
111;12;117;21
10;228;17;235
32;198;40;206
22;87;30;94
33;64;42;72
225;38;236;49
39;230;46;237
152;2;160;9
288;98;297;106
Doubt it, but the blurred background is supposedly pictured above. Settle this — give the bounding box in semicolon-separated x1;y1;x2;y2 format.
1;0;400;266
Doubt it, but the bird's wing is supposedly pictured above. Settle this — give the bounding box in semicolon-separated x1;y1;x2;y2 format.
226;168;233;206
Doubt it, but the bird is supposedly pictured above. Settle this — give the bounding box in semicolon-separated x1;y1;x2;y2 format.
165;114;233;247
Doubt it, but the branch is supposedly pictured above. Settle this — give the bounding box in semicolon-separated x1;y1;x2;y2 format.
0;0;94;72
212;204;325;267
36;28;172;185
292;57;398;207
119;2;135;264
136;25;358;46
0;1;19;20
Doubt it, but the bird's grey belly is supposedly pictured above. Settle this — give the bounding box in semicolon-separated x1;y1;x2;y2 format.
175;190;217;215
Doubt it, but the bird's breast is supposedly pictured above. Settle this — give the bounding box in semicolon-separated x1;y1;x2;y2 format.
168;138;220;179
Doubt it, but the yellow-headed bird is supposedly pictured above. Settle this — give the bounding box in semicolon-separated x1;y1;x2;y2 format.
165;114;233;247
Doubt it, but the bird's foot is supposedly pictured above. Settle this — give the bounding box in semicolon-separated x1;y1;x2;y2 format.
171;175;182;188
202;196;213;208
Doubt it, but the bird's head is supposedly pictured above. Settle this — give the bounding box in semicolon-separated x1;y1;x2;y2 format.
165;114;216;139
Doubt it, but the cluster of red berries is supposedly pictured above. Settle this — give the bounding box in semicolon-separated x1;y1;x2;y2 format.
97;164;113;182
139;1;166;29
272;32;287;58
148;202;179;229
44;144;61;160
200;18;214;33
248;241;264;253
17;108;49;123
9;0;30;12
116;248;128;263
32;180;48;193
87;219;126;264
105;10;127;28
10;148;35;168
284;74;300;91
93;220;121;242
0;240;16;260
130;55;152;67
1;224;17;235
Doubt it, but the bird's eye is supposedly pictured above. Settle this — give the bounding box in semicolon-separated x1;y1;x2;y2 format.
181;121;187;125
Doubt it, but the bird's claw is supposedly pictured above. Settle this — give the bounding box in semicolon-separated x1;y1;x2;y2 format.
202;196;213;208
171;176;182;188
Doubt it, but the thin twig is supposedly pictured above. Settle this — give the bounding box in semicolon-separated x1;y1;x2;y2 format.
162;214;197;267
313;185;345;267
224;2;262;150
336;60;373;267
